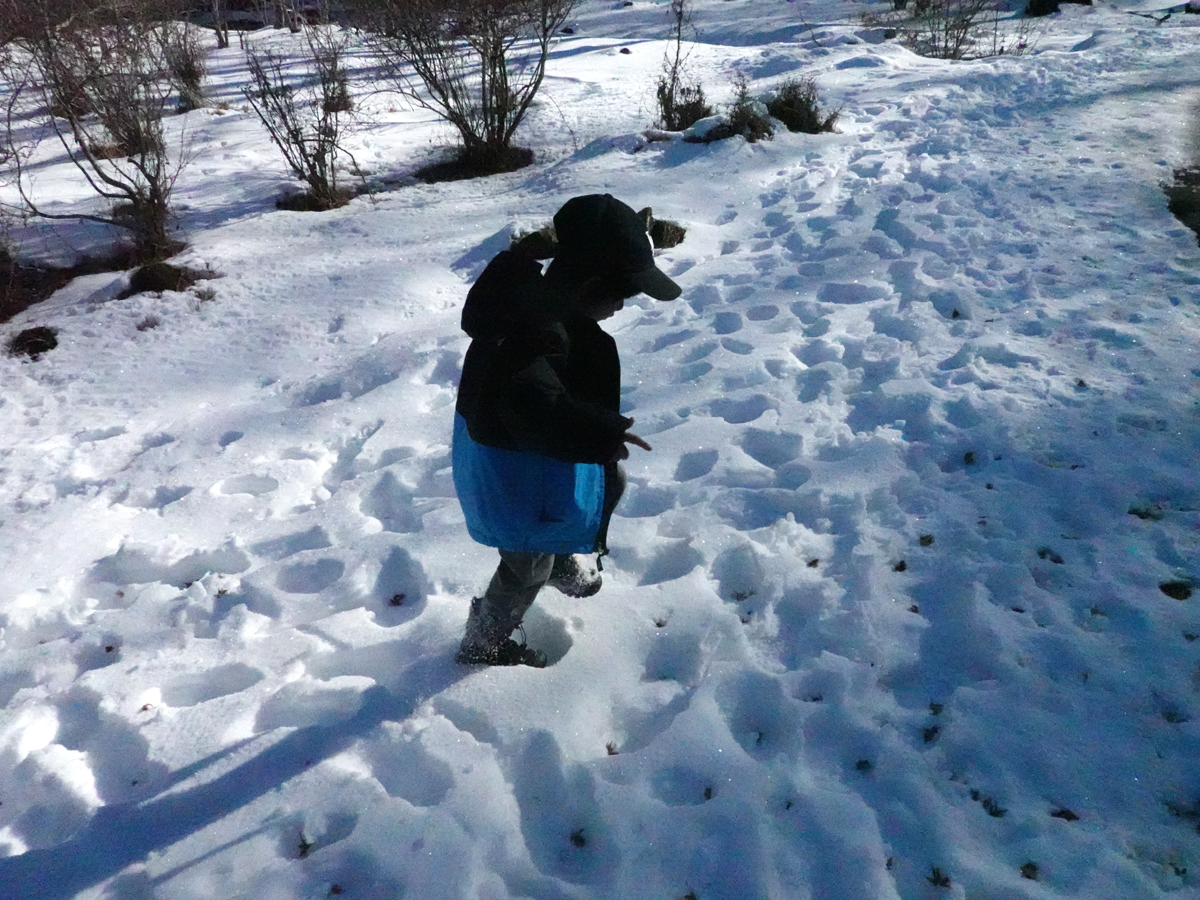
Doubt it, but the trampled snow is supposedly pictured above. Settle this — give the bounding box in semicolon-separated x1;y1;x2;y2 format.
1;1;1199;898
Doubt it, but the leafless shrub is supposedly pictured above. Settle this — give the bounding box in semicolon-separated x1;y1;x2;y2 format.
243;26;359;210
272;0;304;33
351;0;573;173
906;0;993;58
868;0;1038;59
0;0;191;259
158;21;208;111
655;0;710;131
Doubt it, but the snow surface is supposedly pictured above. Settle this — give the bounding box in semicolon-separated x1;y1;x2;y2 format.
1;1;1199;898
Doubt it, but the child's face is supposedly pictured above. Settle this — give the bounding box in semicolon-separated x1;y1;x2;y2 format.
576;276;637;321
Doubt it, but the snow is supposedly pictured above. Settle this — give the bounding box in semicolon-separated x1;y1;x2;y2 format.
1;0;1199;897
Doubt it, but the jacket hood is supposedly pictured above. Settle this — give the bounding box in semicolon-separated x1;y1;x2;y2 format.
461;249;566;339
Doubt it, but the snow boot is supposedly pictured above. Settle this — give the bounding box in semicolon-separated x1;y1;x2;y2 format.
547;554;602;598
456;636;547;668
456;598;547;668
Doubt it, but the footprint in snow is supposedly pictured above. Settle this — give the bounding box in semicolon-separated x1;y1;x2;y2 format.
73;632;125;673
254;674;374;731
609;686;694;754
675;361;712;383
762;210;793;238
275;558;345;594
361;471;425;533
77;425;127;443
291;354;404;408
0;733;101;849
681;340;717;363
518;604;574;666
276;810;358;860
715;670;804;759
759;188;787;208
509;730;618;885
125;484;193;510
372;545;431;626
650;765;715;806
53;685;169;803
674;448;719;482
687;283;722;313
712;311;743;335
140;432;175;451
361;724;455;806
638;539;704;586
90;544;251;589
644;328;699;353
217;474;279;496
619;483;676;518
251;525;333;560
161;663;265;707
817;282;892;305
708;394;775;425
428;348;462;387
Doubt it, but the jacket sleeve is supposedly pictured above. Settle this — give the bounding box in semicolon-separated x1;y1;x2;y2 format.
498;355;631;464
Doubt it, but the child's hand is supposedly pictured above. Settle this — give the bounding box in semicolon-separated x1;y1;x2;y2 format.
613;418;652;460
624;432;652;452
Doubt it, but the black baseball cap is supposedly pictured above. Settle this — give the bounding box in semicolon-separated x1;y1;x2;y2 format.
549;194;682;301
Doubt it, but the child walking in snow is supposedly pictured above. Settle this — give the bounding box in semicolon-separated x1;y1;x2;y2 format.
452;194;683;666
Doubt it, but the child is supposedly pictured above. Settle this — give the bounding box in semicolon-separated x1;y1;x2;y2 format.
452;194;682;666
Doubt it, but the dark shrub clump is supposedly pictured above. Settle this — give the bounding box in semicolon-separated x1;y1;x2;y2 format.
767;77;839;134
707;77;773;143
1025;0;1059;16
1165;167;1200;246
511;225;558;259
658;80;713;132
416;146;534;184
8;326;58;359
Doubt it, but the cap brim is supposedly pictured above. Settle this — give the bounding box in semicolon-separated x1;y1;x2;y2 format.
630;265;682;301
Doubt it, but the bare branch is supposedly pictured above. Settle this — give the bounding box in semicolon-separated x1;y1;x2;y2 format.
0;0;192;258
242;25;358;209
350;0;574;171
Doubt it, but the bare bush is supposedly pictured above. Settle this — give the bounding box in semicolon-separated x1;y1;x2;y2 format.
907;0;993;59
159;21;209;111
656;0;711;131
210;0;231;48
243;26;358;210
767;76;838;134
869;0;1038;59
0;0;191;258
351;0;573;173
273;0;304;33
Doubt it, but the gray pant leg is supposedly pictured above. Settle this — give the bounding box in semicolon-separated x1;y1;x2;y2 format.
463;550;555;648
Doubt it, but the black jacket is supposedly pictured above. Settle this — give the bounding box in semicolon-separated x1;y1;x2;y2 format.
456;250;631;466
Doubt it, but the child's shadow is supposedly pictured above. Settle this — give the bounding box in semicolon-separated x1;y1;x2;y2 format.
0;654;469;900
